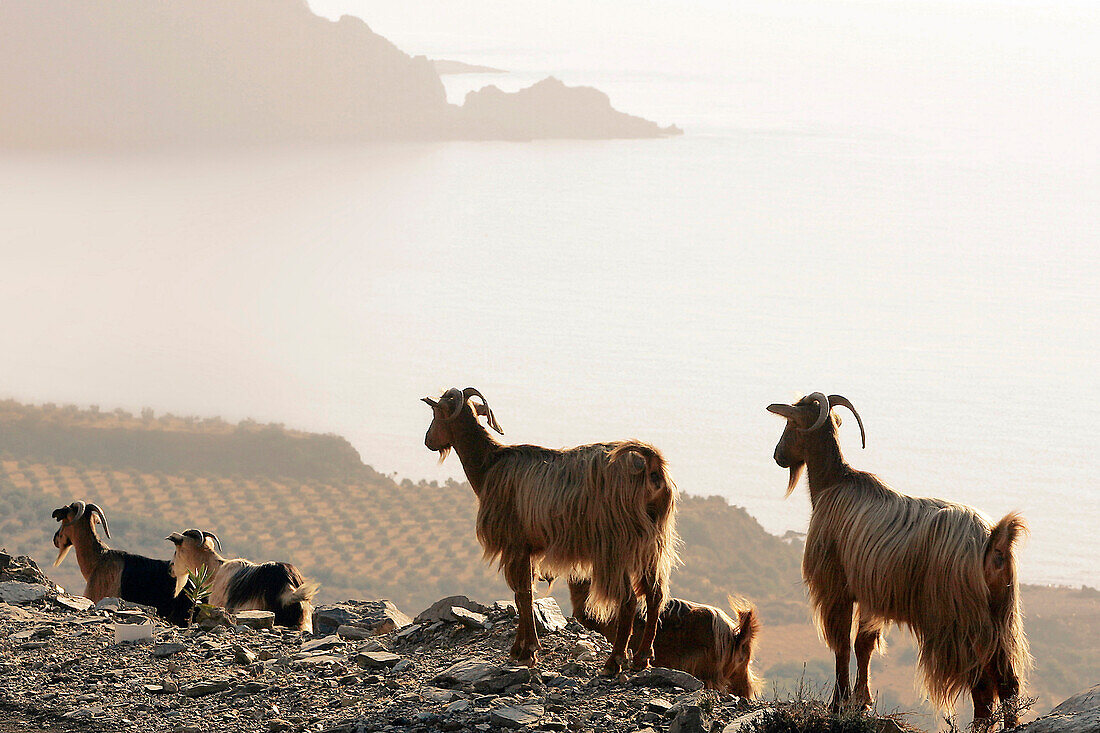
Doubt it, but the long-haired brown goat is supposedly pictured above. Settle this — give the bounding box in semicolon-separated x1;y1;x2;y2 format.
767;392;1029;727
165;528;319;630
51;501;194;625
568;578;761;697
422;387;680;675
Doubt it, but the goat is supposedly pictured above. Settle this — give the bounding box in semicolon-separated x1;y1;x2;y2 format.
51;500;194;626
568;578;761;697
165;528;319;630
767;392;1029;727
422;386;680;675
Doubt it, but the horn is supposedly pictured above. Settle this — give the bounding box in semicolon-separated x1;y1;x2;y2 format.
801;392;830;433
766;404;799;420
442;387;465;420
462;387;503;435
827;394;866;449
203;531;222;552
69;500;87;521
86;503;110;538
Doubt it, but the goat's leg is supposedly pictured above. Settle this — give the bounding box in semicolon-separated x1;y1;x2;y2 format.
504;555;539;667
630;570;663;671
971;665;997;731
994;649;1022;729
601;572;638;677
852;612;882;712
821;598;854;714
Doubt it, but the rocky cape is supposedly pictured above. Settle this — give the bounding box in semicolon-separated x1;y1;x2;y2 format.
0;0;679;147
0;549;933;733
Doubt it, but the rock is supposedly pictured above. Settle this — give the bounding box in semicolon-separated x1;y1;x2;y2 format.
232;644;257;664
670;704;712;733
53;594;94;611
396;623;423;639
444;699;472;715
313;600;412;636
0;580;47;604
180;680;232;697
336;624;375;640
268;720;293;732
452;606;491;629
294;654;342;668
0;550;53;587
171;726;202;733
195;604;234;629
392;659;412;673
569;640;598;662
235;610;275;630
422;687;456;703
113;621;154;644
722;709;768;733
532;598;567;633
490;704;544;729
63;705;104;720
152;642;188;658
629;666;705;691
355;651;401;670
416;595;491;624
432;658;502;687
1014;683;1100;733
302;635;344;653
647;698;673;715
474;666;534;693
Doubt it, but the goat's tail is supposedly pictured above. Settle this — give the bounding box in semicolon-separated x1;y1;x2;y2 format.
984;512;1031;691
722;597;762;699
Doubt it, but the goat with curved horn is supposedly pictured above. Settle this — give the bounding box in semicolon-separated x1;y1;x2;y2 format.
767;392;1029;727
50;500;193;625
422;385;679;676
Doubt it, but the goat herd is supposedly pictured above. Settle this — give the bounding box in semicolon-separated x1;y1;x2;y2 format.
47;388;1030;728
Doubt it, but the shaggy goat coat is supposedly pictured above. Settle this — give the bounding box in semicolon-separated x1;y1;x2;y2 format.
805;469;1030;709
569;579;761;696
477;441;679;624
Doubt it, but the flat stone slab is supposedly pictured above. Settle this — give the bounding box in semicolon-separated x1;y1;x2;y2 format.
629;666;704;692
180;680;232;697
151;642;188;658
721;709;768;733
301;635;343;653
0;581;47;604
490;704;544;729
431;658;501;687
452;606;490;629
355;651;401;669
532;597;567;633
235;610;275;630
416;595;490;624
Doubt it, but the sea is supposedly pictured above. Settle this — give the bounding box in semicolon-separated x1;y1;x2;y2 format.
1;1;1096;588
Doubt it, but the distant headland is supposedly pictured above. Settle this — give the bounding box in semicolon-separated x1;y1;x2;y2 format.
432;59;508;75
0;0;680;146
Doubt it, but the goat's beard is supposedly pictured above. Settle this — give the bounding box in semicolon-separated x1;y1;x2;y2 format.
53;544;71;567
785;463;805;498
437;447;451;464
173;571;189;599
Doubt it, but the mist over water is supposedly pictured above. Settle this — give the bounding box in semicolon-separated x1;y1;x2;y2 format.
1;1;1097;588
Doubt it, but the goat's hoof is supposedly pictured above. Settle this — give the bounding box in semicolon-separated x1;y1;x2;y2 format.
600;655;628;677
509;649;538;668
629;656;652;672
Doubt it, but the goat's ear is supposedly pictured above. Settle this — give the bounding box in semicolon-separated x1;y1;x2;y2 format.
165;533;185;545
472;402;504;434
421;397;439;408
51;507;69;522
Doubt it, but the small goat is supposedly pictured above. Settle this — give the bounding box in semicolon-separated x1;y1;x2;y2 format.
422;387;680;675
51;501;193;626
166;528;319;630
568;578;761;697
768;392;1029;727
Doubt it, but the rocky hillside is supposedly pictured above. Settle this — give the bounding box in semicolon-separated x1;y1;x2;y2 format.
0;399;1096;721
0;550;921;733
0;0;678;146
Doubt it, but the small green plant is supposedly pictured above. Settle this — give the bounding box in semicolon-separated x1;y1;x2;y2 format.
185;564;215;607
